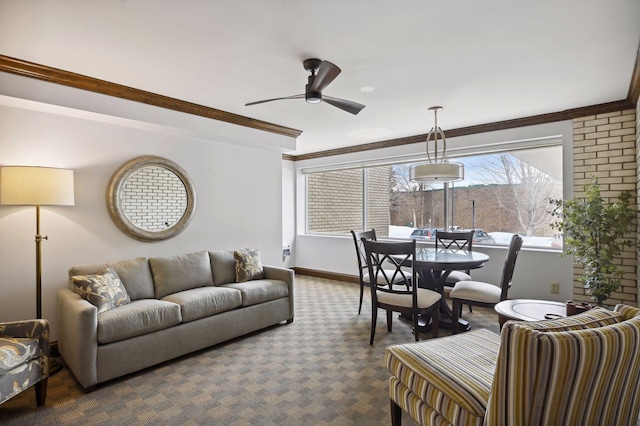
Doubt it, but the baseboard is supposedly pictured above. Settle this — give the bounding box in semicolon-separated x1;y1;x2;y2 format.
293;267;359;284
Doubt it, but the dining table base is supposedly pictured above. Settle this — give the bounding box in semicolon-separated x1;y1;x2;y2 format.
417;269;473;332
399;312;471;332
392;247;490;334
418;314;471;332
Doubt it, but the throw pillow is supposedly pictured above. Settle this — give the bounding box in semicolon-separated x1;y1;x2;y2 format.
234;249;264;283
69;268;131;314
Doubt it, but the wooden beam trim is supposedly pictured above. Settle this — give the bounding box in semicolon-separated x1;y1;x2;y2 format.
288;99;634;161
2;55;632;162
0;54;303;139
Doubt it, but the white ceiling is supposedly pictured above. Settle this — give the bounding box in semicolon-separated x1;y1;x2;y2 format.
1;1;639;155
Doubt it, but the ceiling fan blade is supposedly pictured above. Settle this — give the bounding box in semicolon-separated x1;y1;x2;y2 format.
310;61;341;93
323;96;366;115
245;94;304;106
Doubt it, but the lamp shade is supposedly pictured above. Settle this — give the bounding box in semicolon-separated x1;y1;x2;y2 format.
410;162;464;183
0;167;75;206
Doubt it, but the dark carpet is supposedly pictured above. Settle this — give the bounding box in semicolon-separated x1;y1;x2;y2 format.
1;275;501;425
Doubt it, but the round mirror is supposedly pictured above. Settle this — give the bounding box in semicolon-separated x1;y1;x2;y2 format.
107;156;196;241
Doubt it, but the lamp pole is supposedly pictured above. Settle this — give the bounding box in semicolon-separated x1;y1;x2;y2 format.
471;200;476;229
35;205;48;319
443;183;449;231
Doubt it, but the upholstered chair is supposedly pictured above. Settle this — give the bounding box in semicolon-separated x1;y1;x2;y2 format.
385;305;640;426
0;319;50;406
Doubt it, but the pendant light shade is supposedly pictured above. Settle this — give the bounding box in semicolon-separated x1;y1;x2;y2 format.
410;162;464;182
410;106;464;183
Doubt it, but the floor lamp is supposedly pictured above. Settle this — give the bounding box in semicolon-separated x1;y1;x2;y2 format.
0;166;75;373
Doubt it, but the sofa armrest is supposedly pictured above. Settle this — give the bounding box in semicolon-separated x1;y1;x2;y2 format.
263;265;294;321
57;288;99;389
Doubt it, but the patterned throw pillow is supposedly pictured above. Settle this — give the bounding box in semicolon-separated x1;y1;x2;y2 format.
69;268;131;314
234;249;264;283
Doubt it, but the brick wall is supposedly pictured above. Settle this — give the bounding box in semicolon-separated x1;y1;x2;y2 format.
572;109;638;305
121;166;188;231
366;167;391;237
307;169;363;234
307;168;390;236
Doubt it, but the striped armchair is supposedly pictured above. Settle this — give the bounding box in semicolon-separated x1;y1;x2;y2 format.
0;320;50;406
385;305;640;426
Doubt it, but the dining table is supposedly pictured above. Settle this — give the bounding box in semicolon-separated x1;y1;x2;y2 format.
396;247;490;332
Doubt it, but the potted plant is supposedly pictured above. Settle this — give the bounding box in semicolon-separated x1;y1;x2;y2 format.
550;178;637;306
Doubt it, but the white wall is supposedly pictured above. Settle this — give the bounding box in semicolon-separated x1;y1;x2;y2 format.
295;234;574;301
0;88;292;340
282;160;296;268
286;120;576;302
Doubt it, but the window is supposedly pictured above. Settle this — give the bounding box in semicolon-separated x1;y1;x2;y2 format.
307;168;364;235
306;145;563;249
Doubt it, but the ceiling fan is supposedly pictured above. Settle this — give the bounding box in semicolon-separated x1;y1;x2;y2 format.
245;58;365;115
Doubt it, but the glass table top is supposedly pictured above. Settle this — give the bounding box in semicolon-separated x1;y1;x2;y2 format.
413;248;490;267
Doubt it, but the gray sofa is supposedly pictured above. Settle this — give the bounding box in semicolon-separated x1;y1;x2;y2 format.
57;250;294;390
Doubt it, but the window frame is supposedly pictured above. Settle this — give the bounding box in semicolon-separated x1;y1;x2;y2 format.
298;127;573;251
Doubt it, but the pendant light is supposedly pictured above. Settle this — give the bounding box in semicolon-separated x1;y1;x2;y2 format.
410;106;464;183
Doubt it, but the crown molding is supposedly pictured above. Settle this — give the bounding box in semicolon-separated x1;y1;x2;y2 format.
0;54;302;139
287;99;635;161
1;55;634;163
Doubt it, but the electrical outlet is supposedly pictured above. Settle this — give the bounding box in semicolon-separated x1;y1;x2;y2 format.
550;282;559;294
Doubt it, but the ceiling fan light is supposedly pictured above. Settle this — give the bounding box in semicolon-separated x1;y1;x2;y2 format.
305;92;322;104
410;162;464;183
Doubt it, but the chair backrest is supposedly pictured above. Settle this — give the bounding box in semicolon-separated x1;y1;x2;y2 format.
350;229;377;280
435;230;475;251
498;234;523;300
362;239;416;298
485;305;640;425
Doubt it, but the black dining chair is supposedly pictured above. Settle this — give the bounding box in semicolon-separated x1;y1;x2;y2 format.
350;229;409;314
435;230;475;283
450;234;523;334
363;239;441;344
435;230;475;313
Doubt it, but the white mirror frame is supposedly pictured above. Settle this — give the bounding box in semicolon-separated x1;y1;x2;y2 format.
107;156;196;242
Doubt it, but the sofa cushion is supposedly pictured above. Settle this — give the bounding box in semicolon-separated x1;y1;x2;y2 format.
209;249;236;285
221;279;289;307
234;249;264;282
97;299;182;344
162;287;243;322
0;337;39;374
69;268;131;315
150;251;214;299
69;257;154;300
